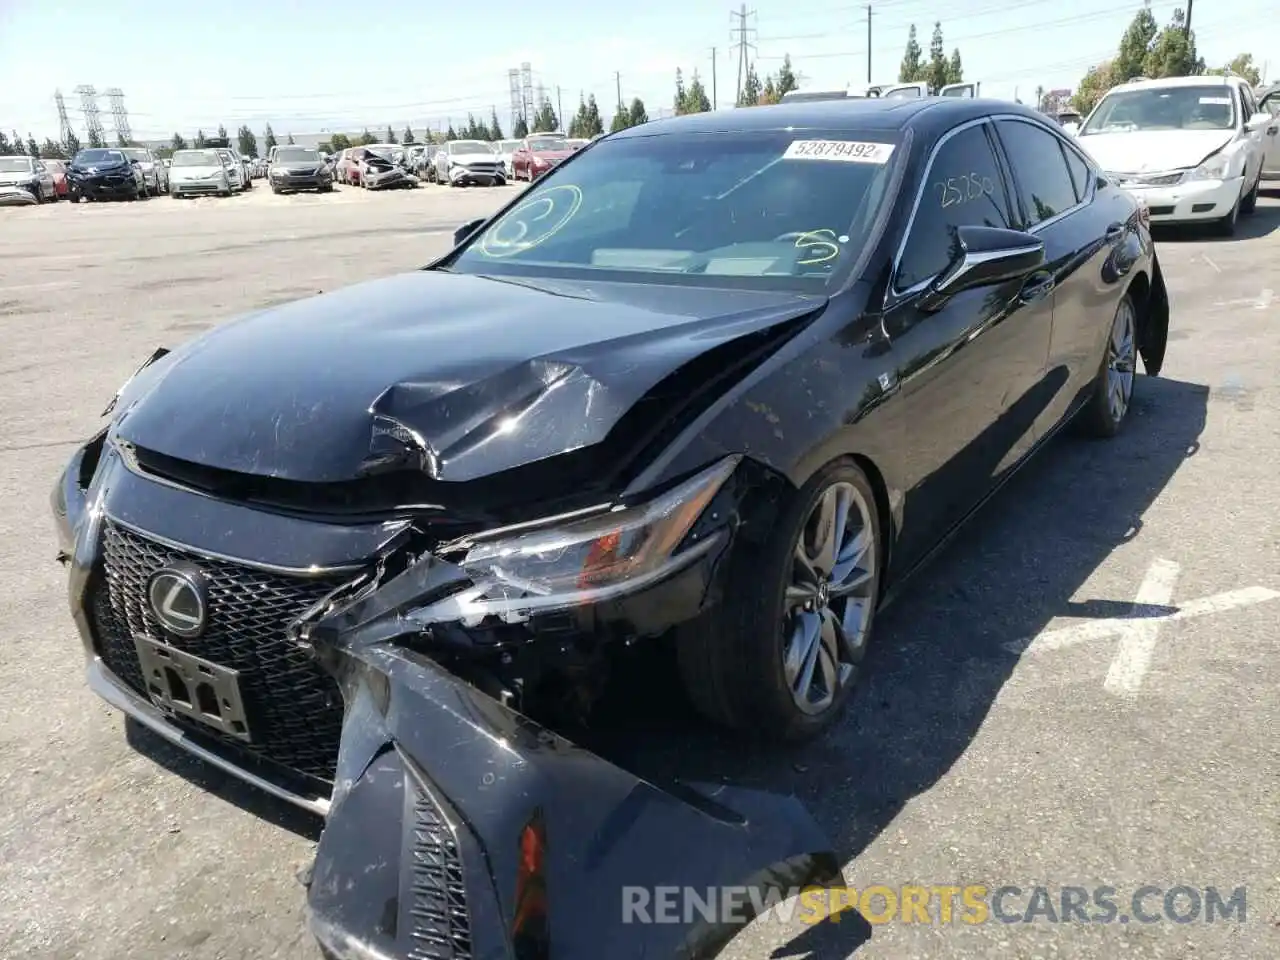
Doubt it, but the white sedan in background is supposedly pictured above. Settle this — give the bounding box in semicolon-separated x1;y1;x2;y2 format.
1074;74;1276;235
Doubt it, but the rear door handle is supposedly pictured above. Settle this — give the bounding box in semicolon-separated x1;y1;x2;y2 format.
1019;270;1055;302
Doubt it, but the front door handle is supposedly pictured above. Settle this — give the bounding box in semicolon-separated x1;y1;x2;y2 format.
1019;270;1055;302
1104;222;1125;242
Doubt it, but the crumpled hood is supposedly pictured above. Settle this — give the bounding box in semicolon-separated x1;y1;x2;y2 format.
113;270;825;484
1076;129;1236;173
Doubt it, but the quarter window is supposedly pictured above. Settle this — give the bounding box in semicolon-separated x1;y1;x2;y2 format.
897;124;1012;290
1061;143;1091;203
996;119;1080;227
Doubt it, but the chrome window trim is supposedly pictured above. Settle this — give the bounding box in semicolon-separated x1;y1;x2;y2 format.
887;116;997;302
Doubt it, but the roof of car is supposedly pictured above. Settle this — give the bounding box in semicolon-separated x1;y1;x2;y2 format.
609;97;1048;139
1113;74;1241;91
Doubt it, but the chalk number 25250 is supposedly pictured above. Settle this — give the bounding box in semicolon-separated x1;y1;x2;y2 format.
936;172;996;209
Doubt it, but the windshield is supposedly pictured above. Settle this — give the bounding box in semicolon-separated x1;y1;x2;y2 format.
527;136;567;152
172;150;221;167
497;140;522;152
449;140;491;154
1082;86;1238;134
120;148;150;162
451;129;900;292
0;157;32;172
274;147;319;163
74;149;126;165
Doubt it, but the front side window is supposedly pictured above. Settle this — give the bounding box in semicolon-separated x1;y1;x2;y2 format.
897;124;1011;290
1081;85;1238;134
995;119;1081;226
451;129;903;292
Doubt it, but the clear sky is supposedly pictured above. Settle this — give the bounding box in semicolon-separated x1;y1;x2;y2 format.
0;0;1275;144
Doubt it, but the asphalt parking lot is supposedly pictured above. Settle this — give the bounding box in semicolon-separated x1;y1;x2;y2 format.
1;185;1277;960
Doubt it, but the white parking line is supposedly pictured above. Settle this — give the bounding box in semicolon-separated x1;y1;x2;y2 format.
1102;558;1179;696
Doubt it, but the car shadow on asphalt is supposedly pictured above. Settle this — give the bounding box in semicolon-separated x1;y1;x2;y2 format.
1153;199;1280;242
123;374;1210;957
582;373;1209;957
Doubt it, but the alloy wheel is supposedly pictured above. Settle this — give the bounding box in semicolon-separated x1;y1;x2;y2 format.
1106;297;1136;423
783;481;877;716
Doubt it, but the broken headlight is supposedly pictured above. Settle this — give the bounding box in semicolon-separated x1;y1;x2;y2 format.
423;455;741;626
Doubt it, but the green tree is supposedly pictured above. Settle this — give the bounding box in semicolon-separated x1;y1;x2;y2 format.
762;76;779;105
674;68;687;113
628;97;648;126
899;24;924;82
583;94;603;136
445;124;457;141
385;124;397;143
679;70;711;114
610;107;631;132
532;97;558;132
40;138;65;159
12;131;27;155
1115;7;1159;81
0;131;10;154
1143;8;1202;77
946;49;963;84
357;128;377;145
27;134;40;158
116;133;130;147
171;132;187;151
194;129;207;148
569;94;587;137
738;63;762;106
63;130;80;157
775;55;798;98
513;115;529;137
1209;53;1262;86
926;22;949;93
216;124;228;142
329;132;352;151
263;124;278;151
1072;60;1116;115
237;125;258;158
403;125;416;144
87;127;104;148
488;108;503;140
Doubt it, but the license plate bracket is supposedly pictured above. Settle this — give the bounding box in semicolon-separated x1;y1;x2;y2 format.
133;635;253;742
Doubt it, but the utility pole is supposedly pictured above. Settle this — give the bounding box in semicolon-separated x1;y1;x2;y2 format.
866;6;873;84
1184;0;1193;35
710;47;718;109
730;5;757;105
556;86;564;130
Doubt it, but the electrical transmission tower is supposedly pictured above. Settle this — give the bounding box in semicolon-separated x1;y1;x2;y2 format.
54;90;75;143
730;5;757;105
104;88;131;143
520;63;534;128
74;85;106;145
508;69;524;132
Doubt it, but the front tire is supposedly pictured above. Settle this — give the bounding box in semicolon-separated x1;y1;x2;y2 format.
678;459;882;741
1079;293;1137;438
1240;172;1260;214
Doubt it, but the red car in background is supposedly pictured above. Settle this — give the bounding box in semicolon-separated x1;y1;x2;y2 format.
335;147;367;185
511;134;575;181
44;159;69;198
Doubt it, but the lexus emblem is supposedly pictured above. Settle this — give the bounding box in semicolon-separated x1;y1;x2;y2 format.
147;565;209;638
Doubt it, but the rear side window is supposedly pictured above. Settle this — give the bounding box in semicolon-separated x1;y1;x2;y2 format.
897;124;1012;290
996;119;1082;227
1061;143;1091;203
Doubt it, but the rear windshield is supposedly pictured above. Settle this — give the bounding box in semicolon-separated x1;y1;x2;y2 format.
451;128;902;292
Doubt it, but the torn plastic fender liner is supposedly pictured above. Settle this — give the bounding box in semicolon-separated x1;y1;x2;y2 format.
304;596;842;960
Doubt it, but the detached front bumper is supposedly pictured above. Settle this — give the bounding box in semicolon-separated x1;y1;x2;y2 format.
306;636;841;960
1120;174;1244;223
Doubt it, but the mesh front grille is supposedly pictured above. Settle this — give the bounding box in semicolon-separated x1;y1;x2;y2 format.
408;788;473;960
91;521;350;782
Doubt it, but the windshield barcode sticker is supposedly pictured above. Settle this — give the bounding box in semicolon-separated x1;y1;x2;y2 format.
1198;97;1231;105
783;140;895;163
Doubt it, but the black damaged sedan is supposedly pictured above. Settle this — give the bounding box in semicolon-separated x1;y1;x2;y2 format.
54;97;1167;959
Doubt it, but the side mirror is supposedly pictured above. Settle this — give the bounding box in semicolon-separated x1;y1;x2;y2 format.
919;225;1044;311
453;217;486;247
1245;111;1274;133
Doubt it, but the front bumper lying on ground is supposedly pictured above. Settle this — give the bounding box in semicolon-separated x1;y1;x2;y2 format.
303;609;842;960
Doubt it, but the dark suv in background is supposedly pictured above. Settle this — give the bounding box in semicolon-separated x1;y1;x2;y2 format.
267;146;334;194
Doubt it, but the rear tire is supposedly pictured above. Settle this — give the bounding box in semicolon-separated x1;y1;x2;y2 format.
678;459;882;742
1079;293;1137;438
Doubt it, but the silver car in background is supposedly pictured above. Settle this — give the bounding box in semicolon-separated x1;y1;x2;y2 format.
119;147;167;195
432;139;505;186
492;138;522;179
168;148;233;197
